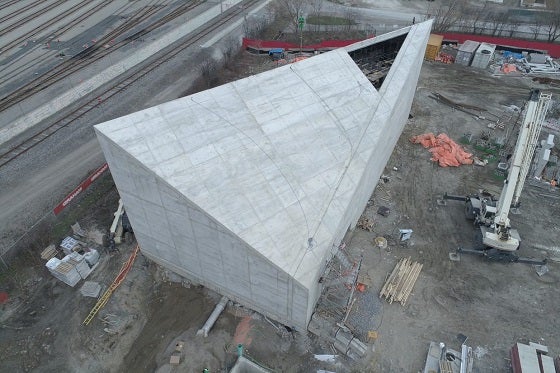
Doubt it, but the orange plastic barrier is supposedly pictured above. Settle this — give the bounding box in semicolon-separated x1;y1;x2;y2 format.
410;133;473;167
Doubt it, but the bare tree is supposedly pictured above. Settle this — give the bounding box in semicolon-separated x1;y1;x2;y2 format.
343;8;355;31
529;20;544;40
222;36;239;70
429;0;467;33
242;16;269;39
541;7;560;42
504;19;521;38
466;3;489;35
200;59;218;88
486;10;509;36
274;0;310;32
309;0;324;31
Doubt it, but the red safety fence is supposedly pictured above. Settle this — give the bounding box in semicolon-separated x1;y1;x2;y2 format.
53;163;109;215
441;33;560;58
242;37;368;52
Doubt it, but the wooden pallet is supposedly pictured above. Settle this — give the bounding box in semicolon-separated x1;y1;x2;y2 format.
379;257;422;306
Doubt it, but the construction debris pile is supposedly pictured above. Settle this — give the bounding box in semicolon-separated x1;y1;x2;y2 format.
45;250;99;287
423;341;474;373
410;133;474;167
357;216;375;231
310;246;373;359
42;228;101;287
495;51;560;75
424;35;560;76
380;257;423;306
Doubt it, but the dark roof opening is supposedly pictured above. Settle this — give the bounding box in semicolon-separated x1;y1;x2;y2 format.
348;34;407;89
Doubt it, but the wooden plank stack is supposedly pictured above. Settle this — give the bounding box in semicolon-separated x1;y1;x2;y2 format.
379;257;423;306
439;360;453;373
40;244;58;260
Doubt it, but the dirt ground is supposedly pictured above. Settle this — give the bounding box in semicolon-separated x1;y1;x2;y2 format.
341;61;560;372
2;36;560;373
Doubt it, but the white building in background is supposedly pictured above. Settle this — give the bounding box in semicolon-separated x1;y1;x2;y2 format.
95;21;432;330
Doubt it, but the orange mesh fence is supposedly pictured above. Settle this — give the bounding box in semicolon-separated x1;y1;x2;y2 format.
410;133;473;167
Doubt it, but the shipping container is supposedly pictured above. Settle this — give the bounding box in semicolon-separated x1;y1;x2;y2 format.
425;34;444;61
471;42;496;69
455;40;480;66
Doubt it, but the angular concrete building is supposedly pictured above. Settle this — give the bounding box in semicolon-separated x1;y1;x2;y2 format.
95;22;432;330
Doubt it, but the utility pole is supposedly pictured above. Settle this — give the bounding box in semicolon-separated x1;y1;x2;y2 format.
298;15;305;55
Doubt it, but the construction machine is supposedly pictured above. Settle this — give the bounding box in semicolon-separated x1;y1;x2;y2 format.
444;89;551;264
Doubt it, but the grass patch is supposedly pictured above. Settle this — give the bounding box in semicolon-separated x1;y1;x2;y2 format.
473;144;501;156
493;170;507;180
51;175;115;241
306;15;356;26
483;154;498;164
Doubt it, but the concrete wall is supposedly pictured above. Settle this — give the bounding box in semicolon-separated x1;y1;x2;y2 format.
95;22;431;331
96;131;309;330
306;25;430;322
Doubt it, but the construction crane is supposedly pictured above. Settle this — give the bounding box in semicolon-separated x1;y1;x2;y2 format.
444;89;551;264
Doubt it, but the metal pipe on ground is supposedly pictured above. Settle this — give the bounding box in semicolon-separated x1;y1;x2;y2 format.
197;295;229;337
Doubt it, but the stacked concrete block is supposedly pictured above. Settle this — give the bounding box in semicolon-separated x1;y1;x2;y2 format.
60;236;79;255
64;252;92;279
46;258;81;287
84;249;100;267
46;251;95;286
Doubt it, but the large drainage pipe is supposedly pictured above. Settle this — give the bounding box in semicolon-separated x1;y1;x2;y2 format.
197;296;229;337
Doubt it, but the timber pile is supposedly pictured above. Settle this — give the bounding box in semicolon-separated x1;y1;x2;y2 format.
380;257;423;306
439;360;453;373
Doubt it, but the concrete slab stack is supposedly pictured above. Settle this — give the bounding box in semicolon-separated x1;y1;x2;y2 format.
46;257;81;287
95;22;432;330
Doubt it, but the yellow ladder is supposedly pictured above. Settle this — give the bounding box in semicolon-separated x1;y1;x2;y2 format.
83;245;140;325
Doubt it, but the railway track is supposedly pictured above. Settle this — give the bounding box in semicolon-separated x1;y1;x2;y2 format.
0;0;168;86
0;0;44;25
0;0;31;9
0;0;259;168
0;0;91;51
0;0;202;113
